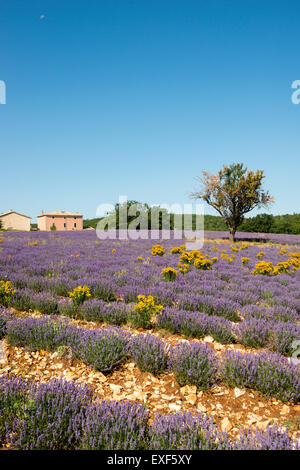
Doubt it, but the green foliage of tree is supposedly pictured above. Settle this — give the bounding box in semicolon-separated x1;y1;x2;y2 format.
191;163;274;242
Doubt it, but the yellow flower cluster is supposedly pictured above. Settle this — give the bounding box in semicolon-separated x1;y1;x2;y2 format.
279;249;288;255
70;254;80;257
256;251;265;259
179;250;203;264
221;253;233;263
0;280;16;305
239;242;250;250
152;244;165;256
241;257;250;265
289;258;300;273
177;262;190;274
273;262;290;276
210;246;219;252
68;285;91;304
137;256;143;261
28;241;37;246
134;295;163;315
0;280;16;295
179;251;194;264
289;252;300;259
161;267;178;281
170;244;186;254
252;257;299;276
170;247;182;254
230;246;238;252
111;249;116;253
194;258;212;270
251;261;274;275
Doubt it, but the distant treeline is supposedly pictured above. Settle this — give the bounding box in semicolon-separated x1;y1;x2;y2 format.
83;212;300;235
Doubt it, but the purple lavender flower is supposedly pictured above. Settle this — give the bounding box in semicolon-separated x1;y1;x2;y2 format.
221;349;300;403
169;341;218;390
82;400;149;450
129;333;170;375
150;411;232;450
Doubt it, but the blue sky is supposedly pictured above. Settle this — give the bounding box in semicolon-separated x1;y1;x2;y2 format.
0;0;299;221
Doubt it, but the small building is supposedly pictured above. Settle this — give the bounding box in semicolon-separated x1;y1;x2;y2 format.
37;210;83;231
0;209;31;231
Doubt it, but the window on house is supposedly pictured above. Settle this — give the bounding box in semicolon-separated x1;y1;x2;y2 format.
64;223;66;228
74;223;77;228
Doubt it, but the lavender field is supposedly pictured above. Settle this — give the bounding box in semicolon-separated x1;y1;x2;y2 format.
0;231;299;450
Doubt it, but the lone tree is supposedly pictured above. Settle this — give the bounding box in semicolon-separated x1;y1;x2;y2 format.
191;163;274;242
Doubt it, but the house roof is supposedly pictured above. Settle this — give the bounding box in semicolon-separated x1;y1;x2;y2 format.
37;211;83;218
0;210;31;219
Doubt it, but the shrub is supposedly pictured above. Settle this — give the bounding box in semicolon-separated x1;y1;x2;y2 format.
58;299;78;318
150;411;231;450
6;316;72;351
270;322;300;356
0;280;16;307
30;292;58;315
221;350;300;403
234;318;271;349
102;302;129;326
0;307;15;339
130;333;169;375
161;267;178;282
10;379;93;450
234;424;300;450
0;374;29;445
68;285;91;306
81;400;149;450
157;308;234;344
9;289;32;311
194;258;213;270
170;341;218;390
71;326;130;372
130;295;163;329
152;244;165;256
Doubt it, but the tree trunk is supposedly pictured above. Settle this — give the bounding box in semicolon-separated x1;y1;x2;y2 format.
229;228;236;243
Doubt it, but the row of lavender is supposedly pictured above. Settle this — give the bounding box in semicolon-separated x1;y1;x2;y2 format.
0;373;298;450
3;288;299;356
1;310;299;403
204;230;300;245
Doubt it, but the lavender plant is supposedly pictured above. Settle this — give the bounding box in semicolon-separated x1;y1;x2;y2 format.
6;315;72;351
129;333;169;375
234;424;300;450
221;349;300;403
9;379;94;450
70;326;131;372
170;341;218;390
81;400;149;450
150;411;232;450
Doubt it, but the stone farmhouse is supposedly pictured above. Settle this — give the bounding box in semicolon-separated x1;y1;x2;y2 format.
0;209;31;231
